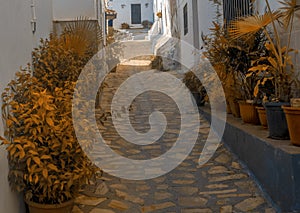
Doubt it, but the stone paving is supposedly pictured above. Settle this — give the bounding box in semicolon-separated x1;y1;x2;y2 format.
72;62;277;213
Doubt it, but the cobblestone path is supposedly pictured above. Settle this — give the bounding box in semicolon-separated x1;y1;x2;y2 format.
73;66;277;213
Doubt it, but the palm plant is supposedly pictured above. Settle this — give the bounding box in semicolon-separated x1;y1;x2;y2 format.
229;0;300;102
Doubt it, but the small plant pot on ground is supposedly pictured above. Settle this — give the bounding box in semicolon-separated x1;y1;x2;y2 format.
228;98;240;118
282;106;300;146
238;101;260;125
25;199;74;213
256;106;268;128
264;102;290;140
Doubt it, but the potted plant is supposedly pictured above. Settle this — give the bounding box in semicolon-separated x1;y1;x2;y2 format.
0;20;103;213
283;76;300;146
230;0;300;139
202;22;242;117
1;67;99;213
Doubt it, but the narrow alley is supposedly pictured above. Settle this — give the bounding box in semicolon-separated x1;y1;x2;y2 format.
72;35;276;212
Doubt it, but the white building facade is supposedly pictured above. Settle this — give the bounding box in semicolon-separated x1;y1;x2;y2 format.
107;0;154;29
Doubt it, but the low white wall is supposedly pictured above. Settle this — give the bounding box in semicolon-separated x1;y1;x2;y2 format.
110;0;154;29
0;1;52;212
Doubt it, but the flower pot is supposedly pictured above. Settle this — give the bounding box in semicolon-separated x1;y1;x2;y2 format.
238;101;260;124
264;102;290;140
282;106;300;146
25;199;74;213
256;106;268;128
228;98;240;118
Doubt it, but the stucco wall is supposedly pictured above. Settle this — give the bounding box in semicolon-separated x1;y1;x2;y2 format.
109;0;154;29
0;1;53;212
53;0;97;20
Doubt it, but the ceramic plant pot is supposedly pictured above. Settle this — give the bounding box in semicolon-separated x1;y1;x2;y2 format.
256;106;268;128
238;101;260;125
264;102;290;140
25;199;74;213
282;106;300;146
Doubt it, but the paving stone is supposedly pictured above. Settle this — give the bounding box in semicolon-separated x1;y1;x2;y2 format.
154;191;173;200
72;205;84;213
110;184;128;190
108;200;129;211
199;189;237;195
75;195;107;206
209;174;248;182
136;185;151;191
208;166;230;175
141;202;176;212
206;184;229;189
156;184;169;190
95;182;109;195
235;197;265;212
231;162;242;170
220;205;232;213
115;190;144;205
181;209;213;213
217;193;252;198
173;180;195;185
89;209;115;213
178;197;208;207
215;153;231;164
174;187;199;195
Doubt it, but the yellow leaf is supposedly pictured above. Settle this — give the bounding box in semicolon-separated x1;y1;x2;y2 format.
42;169;48;179
33;157;41;166
41;155;51;160
26;158;31;168
47;164;58;172
46;117;54;127
34;175;39;184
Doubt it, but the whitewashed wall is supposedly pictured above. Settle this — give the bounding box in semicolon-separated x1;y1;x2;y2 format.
0;1;53;212
109;0;154;29
53;0;97;20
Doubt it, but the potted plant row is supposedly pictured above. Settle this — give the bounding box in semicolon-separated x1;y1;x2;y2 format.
230;0;300;139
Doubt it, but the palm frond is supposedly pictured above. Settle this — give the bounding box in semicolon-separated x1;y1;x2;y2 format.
279;0;300;28
62;16;103;57
229;11;280;40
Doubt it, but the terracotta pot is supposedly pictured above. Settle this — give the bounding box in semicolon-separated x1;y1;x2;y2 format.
264;102;289;140
238;101;260;125
282;106;300;146
25;199;74;213
256;106;268;128
228;98;240;118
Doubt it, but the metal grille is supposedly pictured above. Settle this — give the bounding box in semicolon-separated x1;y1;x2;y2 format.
223;0;252;24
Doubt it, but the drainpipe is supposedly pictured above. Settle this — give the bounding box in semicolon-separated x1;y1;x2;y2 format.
31;0;37;34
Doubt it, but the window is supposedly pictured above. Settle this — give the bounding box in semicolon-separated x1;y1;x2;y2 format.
223;0;252;26
183;3;188;35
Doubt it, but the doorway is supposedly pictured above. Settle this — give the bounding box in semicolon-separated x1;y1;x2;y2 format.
131;4;141;24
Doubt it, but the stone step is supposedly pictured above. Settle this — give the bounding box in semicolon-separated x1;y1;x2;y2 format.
116;60;152;72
